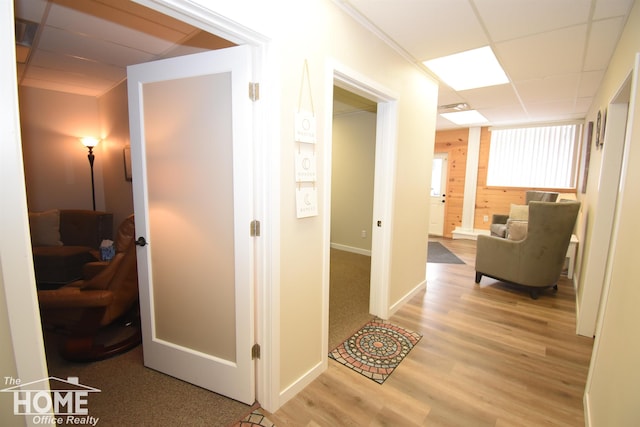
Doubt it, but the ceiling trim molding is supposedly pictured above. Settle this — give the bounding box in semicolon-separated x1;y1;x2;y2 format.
332;0;439;84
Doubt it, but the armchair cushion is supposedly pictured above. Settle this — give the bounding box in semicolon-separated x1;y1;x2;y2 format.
509;204;529;221
29;209;63;246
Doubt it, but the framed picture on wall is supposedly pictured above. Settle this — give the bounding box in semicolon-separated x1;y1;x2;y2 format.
123;145;132;181
580;121;593;193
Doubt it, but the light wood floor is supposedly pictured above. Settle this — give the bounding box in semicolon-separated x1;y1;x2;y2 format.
266;238;594;426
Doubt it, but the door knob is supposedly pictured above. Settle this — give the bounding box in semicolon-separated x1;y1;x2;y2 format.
135;236;147;247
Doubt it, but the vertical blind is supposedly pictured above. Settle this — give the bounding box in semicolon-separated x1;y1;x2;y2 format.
487;124;580;188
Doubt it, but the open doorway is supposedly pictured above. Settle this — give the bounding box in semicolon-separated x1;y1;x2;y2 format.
577;73;632;337
329;86;377;350
429;152;448;237
13;2;268;422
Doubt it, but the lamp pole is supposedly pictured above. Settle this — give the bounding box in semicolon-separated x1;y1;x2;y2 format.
87;145;96;210
80;137;100;211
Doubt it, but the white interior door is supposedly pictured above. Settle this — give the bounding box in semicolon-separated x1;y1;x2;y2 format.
127;45;255;404
429;152;447;236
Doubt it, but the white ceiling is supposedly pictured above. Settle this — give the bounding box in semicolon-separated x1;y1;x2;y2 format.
14;0;233;97
14;0;635;130
342;0;635;129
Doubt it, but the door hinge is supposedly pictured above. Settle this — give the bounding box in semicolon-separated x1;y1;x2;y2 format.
251;343;261;359
250;220;261;237
249;82;260;101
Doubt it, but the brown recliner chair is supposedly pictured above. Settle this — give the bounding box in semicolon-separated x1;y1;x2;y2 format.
38;215;140;361
475;201;580;299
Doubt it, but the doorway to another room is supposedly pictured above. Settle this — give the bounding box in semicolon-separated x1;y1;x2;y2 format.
429;152;448;237
329;86;377;350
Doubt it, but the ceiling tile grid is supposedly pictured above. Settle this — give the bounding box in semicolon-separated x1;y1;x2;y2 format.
13;0;637;129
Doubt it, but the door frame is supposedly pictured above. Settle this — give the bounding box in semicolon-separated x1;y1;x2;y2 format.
4;0;280;419
131;0;279;411
322;60;398;363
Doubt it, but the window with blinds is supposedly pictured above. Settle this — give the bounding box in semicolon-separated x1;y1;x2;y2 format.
486;124;581;188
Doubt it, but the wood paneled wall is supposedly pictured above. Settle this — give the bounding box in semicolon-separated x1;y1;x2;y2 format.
434;129;468;238
435;127;575;236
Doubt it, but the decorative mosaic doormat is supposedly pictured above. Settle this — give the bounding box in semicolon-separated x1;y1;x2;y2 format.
233;409;275;427
329;318;422;384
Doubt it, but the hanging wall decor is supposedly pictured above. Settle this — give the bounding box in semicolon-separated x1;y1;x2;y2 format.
295;59;318;218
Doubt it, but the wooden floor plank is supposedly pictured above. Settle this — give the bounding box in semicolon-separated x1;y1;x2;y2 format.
267;238;593;426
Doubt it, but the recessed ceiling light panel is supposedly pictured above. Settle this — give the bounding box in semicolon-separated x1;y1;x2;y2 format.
424;46;509;91
440;110;489;125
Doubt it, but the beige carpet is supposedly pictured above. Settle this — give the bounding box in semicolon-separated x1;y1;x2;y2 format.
44;332;252;426
329;248;373;351
41;249;371;425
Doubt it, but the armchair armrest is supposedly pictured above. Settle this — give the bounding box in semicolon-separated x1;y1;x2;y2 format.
82;261;110;279
38;288;114;309
475;234;522;282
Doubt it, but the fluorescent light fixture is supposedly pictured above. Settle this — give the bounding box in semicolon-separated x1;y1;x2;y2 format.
440;110;488;126
424;46;509;91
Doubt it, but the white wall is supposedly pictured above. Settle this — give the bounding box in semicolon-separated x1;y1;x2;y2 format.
98;81;135;227
272;1;437;398
331;110;376;253
176;0;437;401
582;0;640;424
19;87;104;212
4;0;437;413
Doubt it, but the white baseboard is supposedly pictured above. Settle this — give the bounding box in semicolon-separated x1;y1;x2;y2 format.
330;242;371;256
278;359;326;408
584;391;592;427
387;279;426;317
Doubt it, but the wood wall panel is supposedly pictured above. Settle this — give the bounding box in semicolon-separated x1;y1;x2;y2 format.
435;127;575;234
434;129;468;238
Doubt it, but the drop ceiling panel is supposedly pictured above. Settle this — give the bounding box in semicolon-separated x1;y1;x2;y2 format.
30;50;125;82
593;0;636;19
347;0;488;61
22;66;116;97
481;104;528;122
92;0;197;34
496;25;587;81
38;26;155;68
525;99;582;120
13;0;47;23
515;74;580;103
46;2;193;55
475;0;591;42
457;84;520;109
584;17;626;71
578;70;605;97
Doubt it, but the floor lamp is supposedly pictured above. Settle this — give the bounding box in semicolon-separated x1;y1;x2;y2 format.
80;137;100;211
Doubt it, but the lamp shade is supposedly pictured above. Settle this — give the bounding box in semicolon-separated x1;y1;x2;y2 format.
80;137;100;148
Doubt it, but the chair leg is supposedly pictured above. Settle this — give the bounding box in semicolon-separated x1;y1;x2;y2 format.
475;272;482;284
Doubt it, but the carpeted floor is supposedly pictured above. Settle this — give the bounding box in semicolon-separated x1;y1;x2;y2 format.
44;332;253;426
329;248;374;351
329;318;422;384
427;241;465;264
39;248;371;426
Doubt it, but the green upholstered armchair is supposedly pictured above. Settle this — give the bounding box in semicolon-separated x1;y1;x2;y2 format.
475;201;580;299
